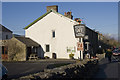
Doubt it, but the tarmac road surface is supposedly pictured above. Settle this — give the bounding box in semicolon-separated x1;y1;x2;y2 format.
93;56;120;80
2;59;76;79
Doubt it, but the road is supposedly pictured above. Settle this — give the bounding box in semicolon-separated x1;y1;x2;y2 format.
2;59;76;79
93;56;120;80
3;57;120;79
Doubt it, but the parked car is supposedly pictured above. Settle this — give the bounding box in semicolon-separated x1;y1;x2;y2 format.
1;64;8;80
112;50;120;61
112;50;120;56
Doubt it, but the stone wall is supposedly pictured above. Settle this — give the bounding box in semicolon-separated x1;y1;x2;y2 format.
18;59;98;80
4;38;26;61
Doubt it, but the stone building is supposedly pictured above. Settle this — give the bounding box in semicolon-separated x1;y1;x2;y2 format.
0;24;13;60
3;37;43;61
84;26;98;56
0;24;13;40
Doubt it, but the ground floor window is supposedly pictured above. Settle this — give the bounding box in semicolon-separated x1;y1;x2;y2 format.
2;46;8;60
32;46;38;54
84;44;87;50
52;30;55;38
2;46;4;54
46;44;50;52
2;46;8;54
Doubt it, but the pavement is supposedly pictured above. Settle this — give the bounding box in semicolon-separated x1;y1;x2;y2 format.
93;56;120;80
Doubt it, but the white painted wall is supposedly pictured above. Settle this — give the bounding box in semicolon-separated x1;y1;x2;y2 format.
25;12;80;59
2;32;12;40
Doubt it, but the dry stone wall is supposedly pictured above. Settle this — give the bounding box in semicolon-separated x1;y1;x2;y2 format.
16;59;98;80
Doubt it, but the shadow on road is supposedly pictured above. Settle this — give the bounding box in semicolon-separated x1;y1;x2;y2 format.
3;60;76;79
92;58;119;80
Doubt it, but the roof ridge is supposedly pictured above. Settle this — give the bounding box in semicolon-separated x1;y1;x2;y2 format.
0;24;13;33
14;36;40;46
24;9;78;29
24;10;53;29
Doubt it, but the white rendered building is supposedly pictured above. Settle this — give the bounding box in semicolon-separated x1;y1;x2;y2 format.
24;10;82;59
25;6;98;59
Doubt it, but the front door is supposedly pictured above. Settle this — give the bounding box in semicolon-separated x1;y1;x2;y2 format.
52;53;56;59
27;47;31;60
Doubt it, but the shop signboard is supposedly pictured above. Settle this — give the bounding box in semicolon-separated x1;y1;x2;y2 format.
73;24;86;38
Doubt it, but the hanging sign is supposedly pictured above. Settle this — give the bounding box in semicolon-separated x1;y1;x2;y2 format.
73;24;86;38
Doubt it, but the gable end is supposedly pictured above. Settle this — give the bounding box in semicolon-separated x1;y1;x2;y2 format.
24;10;53;29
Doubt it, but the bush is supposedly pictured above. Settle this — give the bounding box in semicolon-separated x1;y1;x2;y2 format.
44;56;49;59
69;53;74;59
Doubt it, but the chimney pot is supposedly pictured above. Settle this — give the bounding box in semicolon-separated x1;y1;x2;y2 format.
64;11;73;19
64;12;67;15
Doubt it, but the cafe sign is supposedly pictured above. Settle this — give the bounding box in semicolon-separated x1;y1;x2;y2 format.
73;24;86;38
67;47;76;53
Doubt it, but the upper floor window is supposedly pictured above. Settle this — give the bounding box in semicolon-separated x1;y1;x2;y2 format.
52;30;55;38
6;35;8;39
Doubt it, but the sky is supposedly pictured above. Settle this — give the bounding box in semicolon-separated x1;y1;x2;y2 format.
2;2;118;39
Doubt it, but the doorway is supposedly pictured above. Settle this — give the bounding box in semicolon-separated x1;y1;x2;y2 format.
52;53;57;59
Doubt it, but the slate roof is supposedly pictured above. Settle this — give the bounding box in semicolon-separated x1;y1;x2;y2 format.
0;24;13;33
24;9;77;29
15;36;40;47
24;9;98;35
24;10;53;29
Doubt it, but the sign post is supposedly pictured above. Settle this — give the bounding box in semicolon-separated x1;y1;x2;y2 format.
77;42;83;51
80;37;83;60
73;24;86;60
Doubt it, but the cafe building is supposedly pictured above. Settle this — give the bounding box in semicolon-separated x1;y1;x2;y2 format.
24;5;98;59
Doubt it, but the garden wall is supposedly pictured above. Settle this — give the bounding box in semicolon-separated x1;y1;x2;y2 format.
18;59;98;80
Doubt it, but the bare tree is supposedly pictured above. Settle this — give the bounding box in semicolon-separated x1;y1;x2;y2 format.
103;34;120;47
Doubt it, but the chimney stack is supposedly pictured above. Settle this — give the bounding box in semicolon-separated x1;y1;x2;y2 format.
74;18;82;24
47;5;58;12
64;12;73;19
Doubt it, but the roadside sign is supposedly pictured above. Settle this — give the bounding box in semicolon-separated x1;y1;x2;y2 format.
77;42;83;51
73;24;86;38
67;47;76;53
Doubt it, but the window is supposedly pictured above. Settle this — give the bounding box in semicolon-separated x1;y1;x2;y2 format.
32;47;37;54
85;44;87;50
6;35;8;39
4;47;8;54
46;45;50;52
2;46;4;54
2;46;8;54
52;31;55;38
